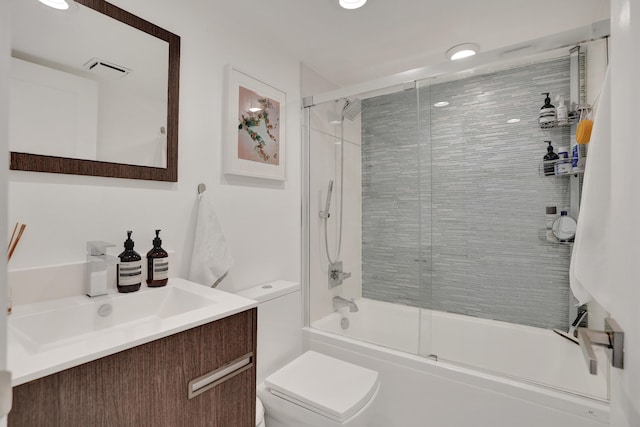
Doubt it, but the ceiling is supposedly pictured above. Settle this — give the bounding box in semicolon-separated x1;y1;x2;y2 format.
213;0;610;89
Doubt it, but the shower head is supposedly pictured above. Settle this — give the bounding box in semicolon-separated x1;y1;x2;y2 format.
342;98;362;121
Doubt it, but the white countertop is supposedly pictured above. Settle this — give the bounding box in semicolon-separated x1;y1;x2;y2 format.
8;278;257;386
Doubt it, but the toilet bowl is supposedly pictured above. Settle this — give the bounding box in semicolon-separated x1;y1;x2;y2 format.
238;281;379;427
258;351;379;427
256;396;265;427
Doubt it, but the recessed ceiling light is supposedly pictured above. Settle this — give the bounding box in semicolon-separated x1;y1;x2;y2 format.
446;43;480;61
507;118;521;124
38;0;70;10
433;101;449;108
339;0;367;10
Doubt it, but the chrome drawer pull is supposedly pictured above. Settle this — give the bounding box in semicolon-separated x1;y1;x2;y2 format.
188;353;253;399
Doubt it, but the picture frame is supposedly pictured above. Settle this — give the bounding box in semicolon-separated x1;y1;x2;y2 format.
224;66;286;181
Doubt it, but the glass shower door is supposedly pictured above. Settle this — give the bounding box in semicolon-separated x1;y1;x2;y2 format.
306;99;363;327
418;50;609;399
306;86;428;356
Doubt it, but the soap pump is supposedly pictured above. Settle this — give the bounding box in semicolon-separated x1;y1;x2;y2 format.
146;229;169;287
539;92;557;128
117;230;142;293
543;141;559;176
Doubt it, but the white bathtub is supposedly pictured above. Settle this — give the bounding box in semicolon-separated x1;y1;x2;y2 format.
307;298;610;427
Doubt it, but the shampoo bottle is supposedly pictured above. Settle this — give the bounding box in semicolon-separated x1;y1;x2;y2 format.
572;144;580;172
539;92;557;128
554;146;571;175
146;229;169;287
117;230;142;293
543;141;559;176
555;95;568;125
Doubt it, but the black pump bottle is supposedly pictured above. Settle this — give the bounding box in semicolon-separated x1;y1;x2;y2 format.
543;141;559;176
147;230;169;287
117;230;142;293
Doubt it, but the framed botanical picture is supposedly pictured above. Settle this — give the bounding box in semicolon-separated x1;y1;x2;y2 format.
224;66;286;181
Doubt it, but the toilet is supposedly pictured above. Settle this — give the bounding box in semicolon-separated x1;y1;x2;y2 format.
237;281;379;427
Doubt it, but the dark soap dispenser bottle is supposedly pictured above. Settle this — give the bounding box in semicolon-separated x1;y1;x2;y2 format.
117;230;142;293
146;229;169;287
543;141;559;176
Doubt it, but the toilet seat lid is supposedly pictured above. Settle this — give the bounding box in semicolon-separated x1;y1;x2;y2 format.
264;351;379;423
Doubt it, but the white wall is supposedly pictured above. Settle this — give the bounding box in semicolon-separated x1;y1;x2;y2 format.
301;63;339;98
609;1;640;425
1;0;10;370
7;0;301;295
1;0;9;424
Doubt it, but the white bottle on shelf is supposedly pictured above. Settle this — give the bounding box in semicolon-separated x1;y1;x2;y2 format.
556;95;568;125
545;206;557;242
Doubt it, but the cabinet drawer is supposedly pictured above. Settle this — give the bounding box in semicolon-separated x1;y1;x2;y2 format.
10;308;257;427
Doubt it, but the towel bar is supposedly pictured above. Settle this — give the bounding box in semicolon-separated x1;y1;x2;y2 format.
577;317;624;375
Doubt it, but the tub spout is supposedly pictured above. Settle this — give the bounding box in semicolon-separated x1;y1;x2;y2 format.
333;296;359;312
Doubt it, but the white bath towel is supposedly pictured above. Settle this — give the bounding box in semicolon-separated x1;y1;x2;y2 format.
188;191;234;287
569;67;612;311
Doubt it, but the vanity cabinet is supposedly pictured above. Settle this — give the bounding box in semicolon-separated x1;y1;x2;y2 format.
9;309;257;427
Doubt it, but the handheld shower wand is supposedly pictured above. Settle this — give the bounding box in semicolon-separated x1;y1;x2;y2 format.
320;180;333;219
321;177;342;265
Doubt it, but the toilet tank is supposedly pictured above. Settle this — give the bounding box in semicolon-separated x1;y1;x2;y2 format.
237;280;303;384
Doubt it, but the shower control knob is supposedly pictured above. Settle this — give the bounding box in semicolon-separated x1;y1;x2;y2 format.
328;261;351;288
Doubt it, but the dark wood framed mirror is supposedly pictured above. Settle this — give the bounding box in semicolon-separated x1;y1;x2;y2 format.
10;0;180;181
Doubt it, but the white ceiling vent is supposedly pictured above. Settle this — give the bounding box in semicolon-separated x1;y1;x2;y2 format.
83;58;131;80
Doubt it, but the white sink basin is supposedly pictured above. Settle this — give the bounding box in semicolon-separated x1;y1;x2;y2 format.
8;278;257;386
11;285;212;353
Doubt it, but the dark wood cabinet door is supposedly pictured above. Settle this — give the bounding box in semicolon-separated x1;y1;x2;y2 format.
10;309;257;427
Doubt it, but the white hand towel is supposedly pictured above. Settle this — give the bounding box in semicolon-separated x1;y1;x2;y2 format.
188;191;234;287
569;67;612;311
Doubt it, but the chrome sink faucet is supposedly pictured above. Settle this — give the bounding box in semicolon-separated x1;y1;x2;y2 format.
86;241;117;297
333;296;359;312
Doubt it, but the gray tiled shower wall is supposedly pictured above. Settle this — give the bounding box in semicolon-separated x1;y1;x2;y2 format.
361;57;575;330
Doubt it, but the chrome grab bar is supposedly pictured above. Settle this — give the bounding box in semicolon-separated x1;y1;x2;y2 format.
577;317;624;375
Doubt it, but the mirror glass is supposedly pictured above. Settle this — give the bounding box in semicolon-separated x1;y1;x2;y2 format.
9;0;180;181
